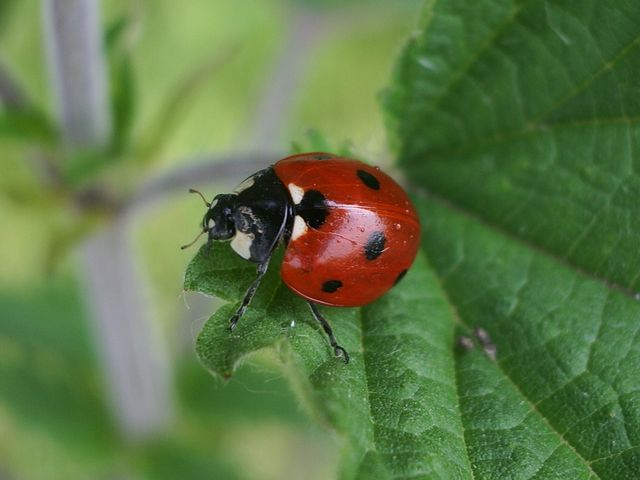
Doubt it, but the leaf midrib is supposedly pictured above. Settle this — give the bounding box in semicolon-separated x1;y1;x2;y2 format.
410;0;528;118
400;6;640;302
356;306;380;472
407;113;640;160
420;244;601;479
417;192;637;302
428;263;477;480
403;4;640;157
357;267;482;479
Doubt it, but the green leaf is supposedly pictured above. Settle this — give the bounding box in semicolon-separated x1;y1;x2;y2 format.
417;198;640;479
109;53;135;154
0;108;56;144
290;128;357;157
62;148;113;186
186;243;472;478
292;128;333;153
104;13;139;155
384;0;640;477
384;0;640;294
0;0;17;38
187;0;640;478
104;15;131;52
0;278;113;447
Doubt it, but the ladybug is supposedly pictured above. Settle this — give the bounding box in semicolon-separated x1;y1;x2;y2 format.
184;152;420;363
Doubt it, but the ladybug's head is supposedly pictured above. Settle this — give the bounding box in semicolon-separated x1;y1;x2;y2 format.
183;167;288;262
203;193;236;241
181;190;237;250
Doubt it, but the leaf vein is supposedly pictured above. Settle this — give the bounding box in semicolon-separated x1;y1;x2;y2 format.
411;0;531;122
533;29;640;125
423;252;478;480
424;193;637;301
422;246;601;478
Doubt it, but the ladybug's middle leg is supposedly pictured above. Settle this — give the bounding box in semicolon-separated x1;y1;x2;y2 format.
228;258;270;331
307;302;350;364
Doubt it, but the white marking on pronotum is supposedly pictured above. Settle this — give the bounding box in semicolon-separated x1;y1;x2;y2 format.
238;206;262;231
291;215;308;241
233;177;255;194
231;231;254;259
208;218;215;229
209;198;218;210
288;183;304;204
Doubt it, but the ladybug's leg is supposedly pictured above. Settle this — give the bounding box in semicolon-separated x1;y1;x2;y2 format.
307;302;350;364
228;258;270;331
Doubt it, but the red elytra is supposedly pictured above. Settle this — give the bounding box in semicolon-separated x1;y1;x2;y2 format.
274;153;421;307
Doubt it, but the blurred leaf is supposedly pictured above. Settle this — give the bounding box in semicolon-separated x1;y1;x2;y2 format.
0;0;17;37
187;0;640;478
298;128;332;152
290;128;356;157
137;441;241;480
293;0;420;8
136;44;239;164
109;54;135;154
104;15;131;52
104;12;140;155
62;148;113;186
50;13;141;186
0;278;255;480
0;278;113;447
0;108;56;144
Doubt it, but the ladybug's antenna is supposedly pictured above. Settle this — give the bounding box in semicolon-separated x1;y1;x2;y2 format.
180;230;206;250
189;188;211;207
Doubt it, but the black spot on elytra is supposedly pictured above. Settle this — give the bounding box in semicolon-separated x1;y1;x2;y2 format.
356;169;380;190
394;269;408;286
322;280;343;293
297;189;329;229
314;154;334;160
364;231;386;260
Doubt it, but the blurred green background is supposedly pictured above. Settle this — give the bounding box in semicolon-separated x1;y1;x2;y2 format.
0;0;420;478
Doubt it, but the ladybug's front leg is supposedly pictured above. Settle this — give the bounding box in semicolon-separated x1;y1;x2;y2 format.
228;259;270;331
307;302;350;364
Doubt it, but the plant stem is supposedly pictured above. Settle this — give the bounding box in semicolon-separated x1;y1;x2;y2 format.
42;0;173;439
82;216;173;438
126;151;279;211
42;0;111;148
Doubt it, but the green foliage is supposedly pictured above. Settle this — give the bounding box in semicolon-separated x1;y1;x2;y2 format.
187;0;640;478
0;108;56;144
186;244;468;478
293;0;420;9
384;0;640;294
0;279;112;446
105;14;138;156
0;276;311;479
290;128;355;157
